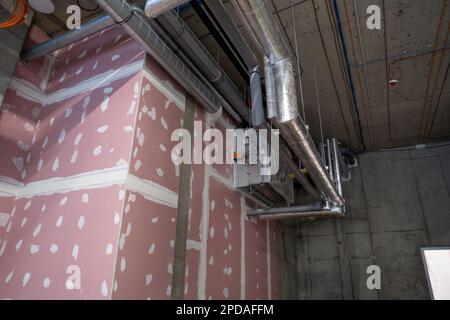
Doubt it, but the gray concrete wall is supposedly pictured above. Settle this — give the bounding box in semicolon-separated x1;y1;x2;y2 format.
286;144;450;300
0;0;32;105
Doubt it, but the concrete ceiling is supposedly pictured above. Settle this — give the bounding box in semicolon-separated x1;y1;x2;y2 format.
184;0;450;151
32;0;102;36
29;0;450;151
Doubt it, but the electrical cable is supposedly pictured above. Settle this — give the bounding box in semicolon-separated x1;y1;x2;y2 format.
331;0;366;151
291;0;307;123
310;0;353;147
0;0;28;29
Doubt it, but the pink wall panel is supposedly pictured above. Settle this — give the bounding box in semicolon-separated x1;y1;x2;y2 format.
48;27;144;94
0;88;42;182
0;197;14;242
269;221;279;299
245;217;269;300
14;26;50;89
0;21;280;300
145;56;185;96
26;74;141;182
0;186;124;299
205;178;242;300
128;77;184;192
112;191;188;300
0;25;144;299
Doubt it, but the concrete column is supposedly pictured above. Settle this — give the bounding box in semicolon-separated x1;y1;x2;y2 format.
171;94;195;299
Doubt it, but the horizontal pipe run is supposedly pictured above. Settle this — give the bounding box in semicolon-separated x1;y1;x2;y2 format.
232;0;344;206
204;0;259;70
138;7;243;123
95;0;240;123
158;11;250;121
247;203;344;220
257;210;344;220
280;148;322;201
247;202;324;217
22;15;115;62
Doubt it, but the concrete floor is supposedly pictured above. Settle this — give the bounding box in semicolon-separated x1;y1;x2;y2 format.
279;143;450;299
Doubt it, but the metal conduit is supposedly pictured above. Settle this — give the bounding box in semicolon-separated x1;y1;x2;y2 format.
94;0;242;123
157;10;250;121
202;0;264;128
247;203;344;220
247;139;347;219
21;15;115;62
232;0;344;206
191;0;323;201
203;0;259;70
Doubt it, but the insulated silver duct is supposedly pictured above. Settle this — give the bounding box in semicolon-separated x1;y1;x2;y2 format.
22;15;115;62
144;0;189;18
232;0;344;206
94;0;243;122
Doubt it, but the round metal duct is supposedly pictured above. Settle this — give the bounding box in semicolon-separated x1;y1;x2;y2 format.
28;0;55;14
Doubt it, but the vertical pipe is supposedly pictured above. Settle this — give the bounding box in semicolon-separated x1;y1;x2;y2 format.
332;0;366;150
332;138;343;196
313;63;325;163
327;139;334;182
250;67;264;127
171;95;195;299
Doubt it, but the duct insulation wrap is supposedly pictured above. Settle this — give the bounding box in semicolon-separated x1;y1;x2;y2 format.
272;57;298;123
264;58;277;120
232;0;344;206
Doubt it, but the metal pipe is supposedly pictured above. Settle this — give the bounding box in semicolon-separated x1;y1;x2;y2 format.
232;0;344;206
327;139;334;182
137;7;243;123
247;203;344;220
250;67;264;127
247;202;324;217
332;0;366;150
258;210;344;220
203;0;266;130
21;15;115;62
94;0;238;122
280;148;322;201
144;0;189;18
192;0;322;200
332;138;343;196
352;0;375;146
157;10;250;120
204;0;259;70
275;118;344;206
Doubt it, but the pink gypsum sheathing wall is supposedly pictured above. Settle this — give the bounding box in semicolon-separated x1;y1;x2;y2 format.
0;23;278;300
